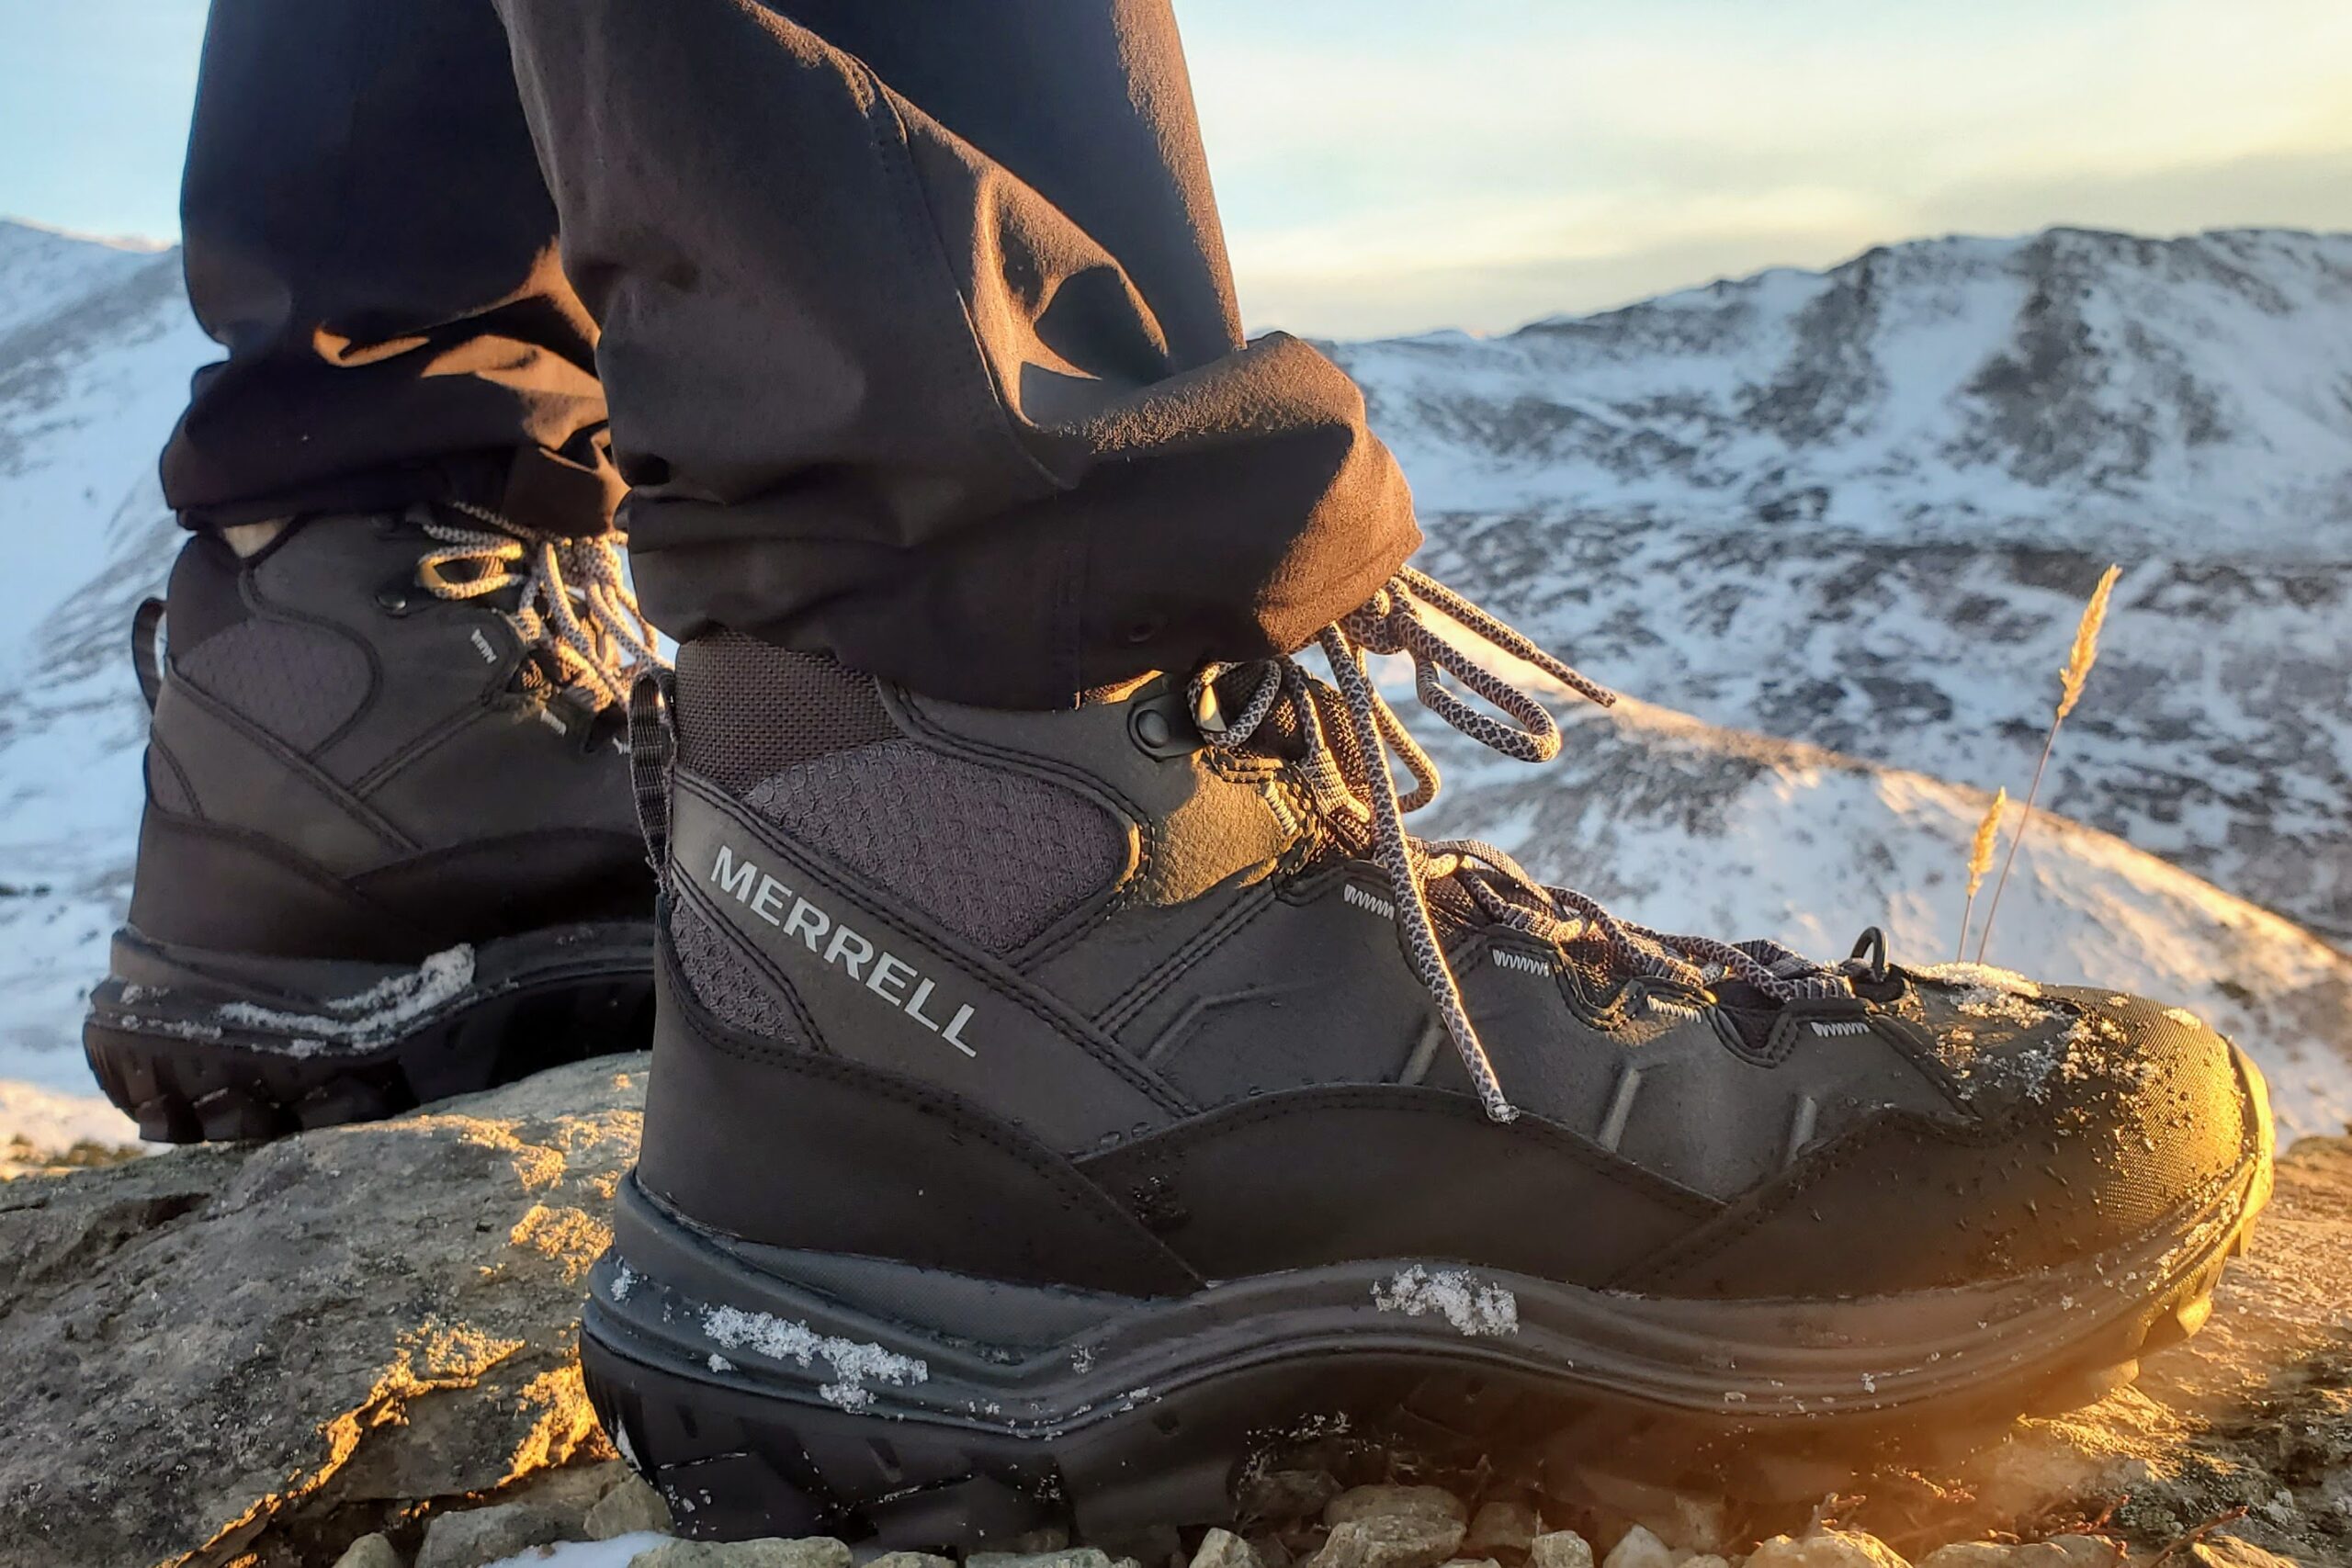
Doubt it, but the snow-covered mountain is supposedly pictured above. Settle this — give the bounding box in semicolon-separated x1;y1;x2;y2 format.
1332;227;2352;944
0;221;212;1143
1;219;2346;1148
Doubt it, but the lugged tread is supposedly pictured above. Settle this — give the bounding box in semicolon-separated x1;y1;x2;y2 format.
85;973;655;1142
582;1161;2269;1549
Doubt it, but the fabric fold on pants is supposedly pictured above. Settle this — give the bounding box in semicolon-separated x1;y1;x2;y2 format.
166;0;1420;707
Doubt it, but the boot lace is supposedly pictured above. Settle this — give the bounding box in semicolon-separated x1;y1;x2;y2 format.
418;502;666;710
1191;566;1852;1123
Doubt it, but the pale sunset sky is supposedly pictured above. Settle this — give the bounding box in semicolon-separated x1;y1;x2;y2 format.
2;0;2347;337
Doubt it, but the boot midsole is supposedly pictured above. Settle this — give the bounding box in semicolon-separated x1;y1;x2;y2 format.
86;919;656;1058
585;1155;2267;1432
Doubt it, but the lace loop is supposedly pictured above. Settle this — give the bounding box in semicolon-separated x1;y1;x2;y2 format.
1191;570;1851;1122
418;502;666;710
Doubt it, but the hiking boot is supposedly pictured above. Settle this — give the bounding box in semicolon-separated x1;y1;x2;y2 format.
84;505;663;1141
580;570;2271;1544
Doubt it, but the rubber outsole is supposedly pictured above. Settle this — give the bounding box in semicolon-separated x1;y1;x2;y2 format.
581;1152;2271;1550
85;958;655;1143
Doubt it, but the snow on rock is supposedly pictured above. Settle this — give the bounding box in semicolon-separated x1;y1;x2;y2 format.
481;1533;670;1568
0;1077;139;1175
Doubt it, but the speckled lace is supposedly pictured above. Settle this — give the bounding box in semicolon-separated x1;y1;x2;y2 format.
1190;567;1851;1123
419;502;666;710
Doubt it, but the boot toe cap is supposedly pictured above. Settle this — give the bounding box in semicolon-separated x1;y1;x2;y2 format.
1630;983;2270;1300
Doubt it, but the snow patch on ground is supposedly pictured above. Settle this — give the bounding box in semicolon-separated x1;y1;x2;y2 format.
482;1531;669;1568
0;1080;141;1173
1373;1264;1521;1337
698;1304;929;1413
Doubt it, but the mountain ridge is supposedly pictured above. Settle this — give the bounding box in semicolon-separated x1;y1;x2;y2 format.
1330;222;2352;943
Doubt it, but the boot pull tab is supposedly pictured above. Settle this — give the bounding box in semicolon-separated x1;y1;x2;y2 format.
627;667;677;875
130;597;166;713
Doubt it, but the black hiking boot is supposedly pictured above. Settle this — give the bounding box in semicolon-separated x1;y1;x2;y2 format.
581;570;2272;1545
84;506;663;1141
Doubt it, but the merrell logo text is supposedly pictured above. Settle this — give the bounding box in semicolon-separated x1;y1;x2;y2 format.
708;844;977;1055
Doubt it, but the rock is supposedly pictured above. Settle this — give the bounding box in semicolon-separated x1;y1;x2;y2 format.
8;1070;2352;1568
1744;1529;1911;1568
1015;1528;1076;1554
413;1499;571;1568
501;1458;633;1532
1683;1560;1731;1568
1247;1531;1295;1568
1324;1486;1470;1528
1464;1501;1541;1556
1599;1527;1680;1568
1240;1471;1345;1523
1441;1559;1501;1568
2188;1538;2305;1567
1840;1139;2352;1563
1656;1500;1728;1557
1308;1515;1468;1568
332;1535;406;1568
628;1539;854;1568
967;1551;1115;1568
867;1555;956;1568
585;1473;674;1540
1192;1529;1265;1568
1916;1547;2017;1568
1277;1523;1332;1561
0;1055;650;1568
1527;1532;1595;1568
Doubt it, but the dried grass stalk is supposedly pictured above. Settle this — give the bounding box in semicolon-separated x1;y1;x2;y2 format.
1974;566;2121;963
1958;786;2007;959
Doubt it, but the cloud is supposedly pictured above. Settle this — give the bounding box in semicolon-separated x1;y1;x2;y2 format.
1185;0;2352;336
1234;145;2352;340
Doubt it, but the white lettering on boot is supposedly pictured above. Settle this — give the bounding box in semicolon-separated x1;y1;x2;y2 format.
707;842;978;1057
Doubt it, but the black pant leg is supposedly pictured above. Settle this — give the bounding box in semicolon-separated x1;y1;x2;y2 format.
163;0;619;536
492;0;1419;708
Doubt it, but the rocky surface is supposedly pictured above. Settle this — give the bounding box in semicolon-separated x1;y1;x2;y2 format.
0;1055;647;1567
4;1059;2350;1566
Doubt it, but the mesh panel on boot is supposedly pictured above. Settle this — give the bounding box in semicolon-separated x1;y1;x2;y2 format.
175;619;372;750
746;740;1128;954
670;897;805;1042
673;633;895;792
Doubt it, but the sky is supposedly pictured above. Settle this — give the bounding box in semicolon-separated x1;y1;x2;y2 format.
2;0;2348;338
